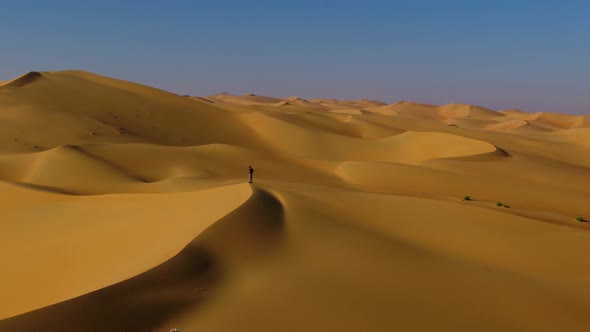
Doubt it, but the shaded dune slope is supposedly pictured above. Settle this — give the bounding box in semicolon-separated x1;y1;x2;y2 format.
0;188;283;331
0;71;262;153
0;142;346;194
161;185;590;332
0;71;43;88
240;111;498;163
0;182;252;319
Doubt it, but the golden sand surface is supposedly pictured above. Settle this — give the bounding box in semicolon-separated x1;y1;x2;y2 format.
1;71;589;331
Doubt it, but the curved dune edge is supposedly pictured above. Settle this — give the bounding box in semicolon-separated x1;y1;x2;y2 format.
376;131;498;164
0;182;253;320
0;145;141;194
0;143;262;195
238;113;497;163
0;186;283;331
148;185;590;332
0;71;44;88
486;119;542;131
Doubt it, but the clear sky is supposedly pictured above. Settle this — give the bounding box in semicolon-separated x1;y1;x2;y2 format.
1;0;589;113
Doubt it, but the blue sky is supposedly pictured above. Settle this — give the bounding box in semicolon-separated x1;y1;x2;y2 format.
1;0;588;113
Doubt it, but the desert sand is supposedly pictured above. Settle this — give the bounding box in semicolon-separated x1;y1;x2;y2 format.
1;70;590;331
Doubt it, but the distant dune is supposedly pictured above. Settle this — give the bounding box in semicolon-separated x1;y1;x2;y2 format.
1;70;590;332
0;71;44;88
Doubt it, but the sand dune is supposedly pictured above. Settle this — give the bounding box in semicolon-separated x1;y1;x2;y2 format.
438;103;502;118
0;71;261;153
205;93;283;105
273;101;291;106
1;70;590;331
0;71;44;88
284;96;310;104
498;111;590;130
0;181;251;319
532;112;585;129
485;119;552;132
201;93;384;112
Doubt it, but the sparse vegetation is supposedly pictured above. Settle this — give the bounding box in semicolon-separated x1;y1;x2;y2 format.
496;202;503;207
576;216;587;222
463;196;471;201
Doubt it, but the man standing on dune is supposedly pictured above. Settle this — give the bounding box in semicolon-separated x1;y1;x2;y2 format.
248;165;254;183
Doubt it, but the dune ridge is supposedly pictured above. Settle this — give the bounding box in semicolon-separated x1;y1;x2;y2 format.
0;71;43;88
0;181;252;320
0;186;276;331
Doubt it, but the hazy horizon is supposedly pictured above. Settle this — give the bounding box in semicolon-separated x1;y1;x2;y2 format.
2;0;589;114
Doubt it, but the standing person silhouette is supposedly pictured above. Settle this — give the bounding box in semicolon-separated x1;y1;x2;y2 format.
248;165;254;183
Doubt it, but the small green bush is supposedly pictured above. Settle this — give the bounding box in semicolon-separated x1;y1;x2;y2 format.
576;216;586;222
463;196;471;201
496;202;503;207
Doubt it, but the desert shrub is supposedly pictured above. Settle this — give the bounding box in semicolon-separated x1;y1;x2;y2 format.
496;202;503;207
576;216;586;222
463;196;471;201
